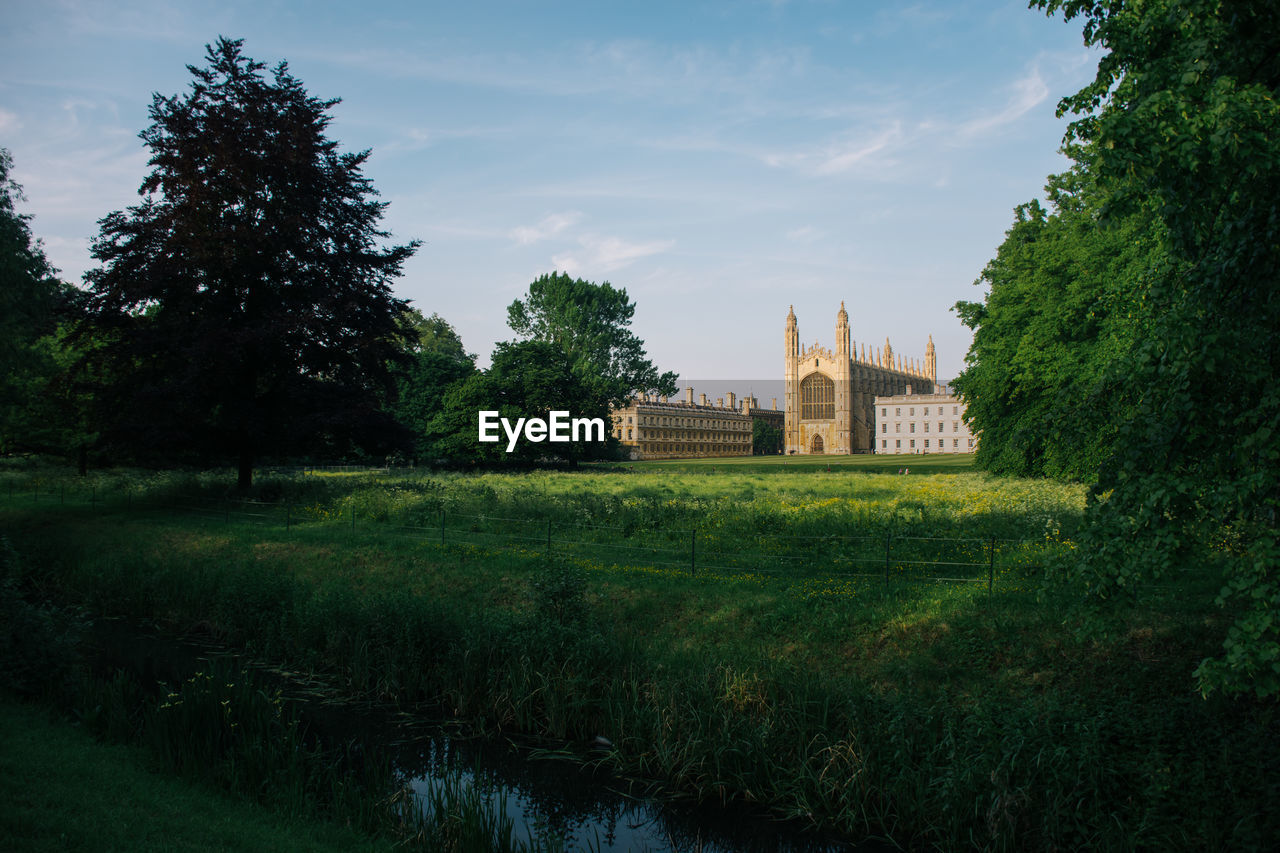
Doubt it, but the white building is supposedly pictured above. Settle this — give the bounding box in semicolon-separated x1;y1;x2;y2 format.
873;384;976;455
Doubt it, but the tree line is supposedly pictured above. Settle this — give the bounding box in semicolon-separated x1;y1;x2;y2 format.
955;0;1278;696
1;38;676;488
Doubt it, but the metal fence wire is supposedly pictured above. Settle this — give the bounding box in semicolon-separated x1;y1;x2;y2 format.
4;480;1061;592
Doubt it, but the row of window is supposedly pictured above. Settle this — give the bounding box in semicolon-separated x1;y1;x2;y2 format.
617;414;749;430
882;405;960;417
882;438;974;449
881;421;961;434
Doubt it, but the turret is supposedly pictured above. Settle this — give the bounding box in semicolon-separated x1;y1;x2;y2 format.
883;338;894;370
925;335;937;382
785;305;799;358
835;301;850;357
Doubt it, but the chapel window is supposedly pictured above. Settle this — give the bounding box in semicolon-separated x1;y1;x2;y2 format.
800;373;835;420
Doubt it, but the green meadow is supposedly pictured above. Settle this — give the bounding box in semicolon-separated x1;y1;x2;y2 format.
2;457;1276;850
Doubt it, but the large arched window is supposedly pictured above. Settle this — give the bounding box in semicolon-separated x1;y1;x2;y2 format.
801;373;834;420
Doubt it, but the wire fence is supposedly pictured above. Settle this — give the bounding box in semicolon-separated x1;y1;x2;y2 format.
2;478;1064;593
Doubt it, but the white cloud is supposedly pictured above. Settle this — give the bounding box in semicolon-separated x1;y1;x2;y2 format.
762;121;904;177
956;67;1049;139
510;211;581;246
0;108;20;133
551;234;674;277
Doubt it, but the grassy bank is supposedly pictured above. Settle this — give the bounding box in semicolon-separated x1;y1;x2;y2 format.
0;697;391;853
3;464;1276;849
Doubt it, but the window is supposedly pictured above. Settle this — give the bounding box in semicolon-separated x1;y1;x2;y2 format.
800;373;835;420
953;439;958;448
909;407;915;416
953;421;958;432
924;407;929;416
881;408;887;417
895;407;901;416
938;422;943;433
953;406;958;415
924;422;929;432
910;440;915;448
881;423;886;433
910;423;916;433
896;439;901;448
895;423;901;433
925;440;930;448
627;429;632;439
968;438;974;447
882;440;887;448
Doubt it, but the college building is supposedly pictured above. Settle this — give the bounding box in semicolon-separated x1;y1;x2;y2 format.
784;303;937;454
873;384;975;454
611;389;780;460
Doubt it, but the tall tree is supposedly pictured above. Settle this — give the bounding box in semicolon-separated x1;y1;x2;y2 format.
507;272;677;407
1033;0;1280;695
392;309;477;462
0;148;69;455
954;158;1168;482
80;38;419;488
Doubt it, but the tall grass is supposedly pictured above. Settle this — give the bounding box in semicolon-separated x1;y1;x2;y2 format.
3;464;1276;849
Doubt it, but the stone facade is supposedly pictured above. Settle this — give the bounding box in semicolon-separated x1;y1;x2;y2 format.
873;384;976;454
611;387;765;460
784;303;936;454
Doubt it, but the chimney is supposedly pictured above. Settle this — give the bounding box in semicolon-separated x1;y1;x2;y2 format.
660;395;668;404
699;393;707;406
716;397;724;408
772;397;778;410
685;387;694;405
727;392;736;410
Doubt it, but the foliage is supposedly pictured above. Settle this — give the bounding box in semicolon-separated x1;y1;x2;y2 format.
0;149;80;458
506;271;677;407
751;417;782;455
0;538;84;699
1031;0;1280;695
5;466;1276;848
78;38;419;489
953;157;1171;481
434;340;619;466
392;310;478;462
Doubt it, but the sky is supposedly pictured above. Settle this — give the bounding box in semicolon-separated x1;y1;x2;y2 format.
1;0;1100;383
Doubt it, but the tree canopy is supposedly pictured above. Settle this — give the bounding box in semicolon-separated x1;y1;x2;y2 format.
507;272;677;407
961;1;1279;695
80;38;419;488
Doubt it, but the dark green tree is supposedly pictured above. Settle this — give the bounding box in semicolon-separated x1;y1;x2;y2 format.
1033;0;1280;694
507;272;677;407
392;309;477;462
435;340;615;466
953;159;1169;481
0;148;66;454
752;418;782;455
79;38;418;489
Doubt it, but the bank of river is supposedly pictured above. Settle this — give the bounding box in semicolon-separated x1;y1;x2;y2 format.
90;617;863;852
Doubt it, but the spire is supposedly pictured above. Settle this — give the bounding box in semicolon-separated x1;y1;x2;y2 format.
925;334;937;382
786;304;796;326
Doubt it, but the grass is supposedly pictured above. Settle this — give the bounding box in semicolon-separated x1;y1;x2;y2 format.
2;461;1277;850
0;696;392;853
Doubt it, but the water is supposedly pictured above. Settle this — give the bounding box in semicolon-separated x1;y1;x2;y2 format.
89;618;861;852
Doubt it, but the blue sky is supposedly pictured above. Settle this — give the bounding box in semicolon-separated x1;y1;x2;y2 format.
1;0;1099;382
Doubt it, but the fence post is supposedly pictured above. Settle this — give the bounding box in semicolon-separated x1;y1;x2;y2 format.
988;536;996;594
691;529;697;575
884;532;891;589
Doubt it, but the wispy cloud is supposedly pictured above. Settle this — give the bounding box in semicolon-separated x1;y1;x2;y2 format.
0;108;20;133
551;234;674;277
956;67;1049;139
761;121;904;177
510;211;581;246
